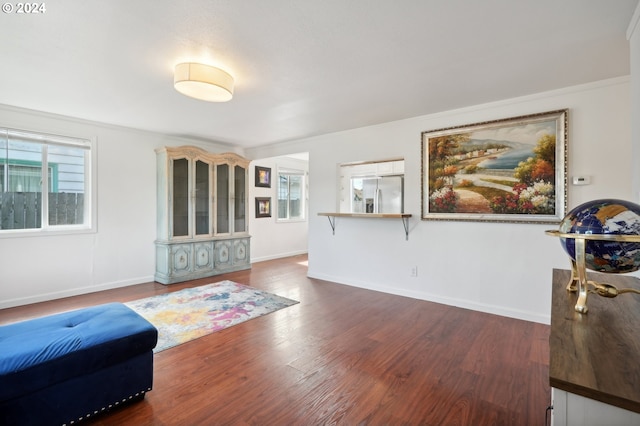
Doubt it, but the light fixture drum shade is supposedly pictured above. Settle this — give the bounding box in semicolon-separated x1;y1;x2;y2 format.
174;62;234;102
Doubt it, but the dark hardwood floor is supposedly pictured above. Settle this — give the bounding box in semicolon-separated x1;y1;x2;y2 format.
0;255;551;425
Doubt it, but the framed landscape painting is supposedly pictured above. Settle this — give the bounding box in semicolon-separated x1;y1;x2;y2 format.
421;109;567;223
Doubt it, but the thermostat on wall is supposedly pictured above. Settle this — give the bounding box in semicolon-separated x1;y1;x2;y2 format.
572;176;591;185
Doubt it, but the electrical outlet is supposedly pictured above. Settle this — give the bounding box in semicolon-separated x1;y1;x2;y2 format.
410;266;418;277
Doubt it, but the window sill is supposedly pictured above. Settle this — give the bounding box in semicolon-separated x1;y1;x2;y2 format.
0;226;96;239
276;218;307;224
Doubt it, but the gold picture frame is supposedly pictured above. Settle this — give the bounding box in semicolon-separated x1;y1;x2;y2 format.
421;109;567;223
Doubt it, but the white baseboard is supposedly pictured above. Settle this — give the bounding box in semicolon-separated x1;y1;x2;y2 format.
251;250;308;264
0;275;155;310
307;271;550;325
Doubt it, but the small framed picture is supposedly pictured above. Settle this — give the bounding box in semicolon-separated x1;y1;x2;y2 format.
255;166;271;188
255;197;271;218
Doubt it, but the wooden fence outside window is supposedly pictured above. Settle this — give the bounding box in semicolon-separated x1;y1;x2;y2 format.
0;192;84;229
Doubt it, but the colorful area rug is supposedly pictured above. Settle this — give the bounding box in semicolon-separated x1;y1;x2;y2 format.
125;280;298;353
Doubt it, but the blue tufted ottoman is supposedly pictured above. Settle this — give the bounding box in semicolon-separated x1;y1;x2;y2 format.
0;302;158;426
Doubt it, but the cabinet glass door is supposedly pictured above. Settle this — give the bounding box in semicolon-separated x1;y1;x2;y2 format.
172;158;189;237
234;165;246;232
216;164;229;234
195;160;209;235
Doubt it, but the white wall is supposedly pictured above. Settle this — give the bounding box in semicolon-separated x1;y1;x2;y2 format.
248;155;309;262
0;104;240;309
248;77;632;324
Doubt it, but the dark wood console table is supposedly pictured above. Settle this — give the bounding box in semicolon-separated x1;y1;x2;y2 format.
550;269;640;424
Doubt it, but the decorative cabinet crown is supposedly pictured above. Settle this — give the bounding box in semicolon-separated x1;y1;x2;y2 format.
156;146;250;168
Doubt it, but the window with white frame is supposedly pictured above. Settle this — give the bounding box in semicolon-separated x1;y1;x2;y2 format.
277;168;305;221
0;127;93;233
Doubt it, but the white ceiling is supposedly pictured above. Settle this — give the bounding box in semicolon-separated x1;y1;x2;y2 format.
1;0;637;149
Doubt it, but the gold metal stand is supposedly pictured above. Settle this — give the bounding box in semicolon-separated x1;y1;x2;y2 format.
546;230;640;314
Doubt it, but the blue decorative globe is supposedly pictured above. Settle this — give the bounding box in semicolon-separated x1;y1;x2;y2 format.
559;199;640;273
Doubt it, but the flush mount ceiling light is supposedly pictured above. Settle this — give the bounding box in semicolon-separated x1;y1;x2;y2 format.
174;62;234;102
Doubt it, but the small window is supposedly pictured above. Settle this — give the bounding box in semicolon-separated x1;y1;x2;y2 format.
0;127;94;234
277;168;305;221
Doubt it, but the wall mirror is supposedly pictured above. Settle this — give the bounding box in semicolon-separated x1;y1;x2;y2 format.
338;158;405;214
